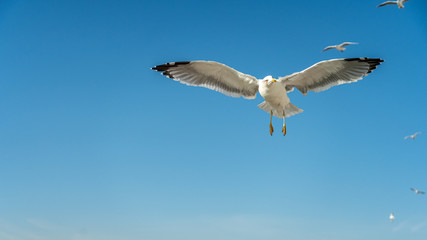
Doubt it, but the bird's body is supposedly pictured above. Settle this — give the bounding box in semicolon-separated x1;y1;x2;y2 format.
390;212;395;222
377;0;409;8
257;77;302;135
410;188;425;194
323;42;358;52
258;77;289;108
404;132;422;140
152;58;383;136
258;77;297;117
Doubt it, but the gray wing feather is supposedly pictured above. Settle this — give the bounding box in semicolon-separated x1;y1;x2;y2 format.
322;46;336;52
278;58;384;95
152;61;259;99
377;1;397;7
341;42;358;47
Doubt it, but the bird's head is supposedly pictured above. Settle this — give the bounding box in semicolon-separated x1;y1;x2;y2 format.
262;76;277;84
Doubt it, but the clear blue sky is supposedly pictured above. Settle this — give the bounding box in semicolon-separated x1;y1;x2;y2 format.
1;0;427;239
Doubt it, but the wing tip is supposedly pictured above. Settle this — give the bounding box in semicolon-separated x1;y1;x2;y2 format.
152;61;191;72
152;61;192;79
344;57;384;62
344;57;384;73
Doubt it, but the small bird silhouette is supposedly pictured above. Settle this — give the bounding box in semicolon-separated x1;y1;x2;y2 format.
322;42;358;52
410;188;425;194
389;212;395;223
404;132;422;140
377;0;409;9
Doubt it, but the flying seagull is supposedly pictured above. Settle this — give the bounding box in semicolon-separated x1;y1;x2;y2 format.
390;212;395;223
152;58;383;136
377;0;409;8
404;132;422;140
410;188;425;194
322;42;358;52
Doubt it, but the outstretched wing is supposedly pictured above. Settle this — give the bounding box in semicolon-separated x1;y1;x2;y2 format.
278;58;384;95
402;0;410;3
340;42;358;47
377;1;397;7
411;187;417;192
152;61;259;99
414;132;422;137
322;46;336;52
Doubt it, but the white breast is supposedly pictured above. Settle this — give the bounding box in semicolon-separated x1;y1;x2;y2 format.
259;81;290;108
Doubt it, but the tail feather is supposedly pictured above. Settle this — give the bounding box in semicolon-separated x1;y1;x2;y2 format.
257;101;273;114
257;101;303;118
285;102;304;117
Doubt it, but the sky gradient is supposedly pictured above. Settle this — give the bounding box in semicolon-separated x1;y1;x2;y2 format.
1;0;427;239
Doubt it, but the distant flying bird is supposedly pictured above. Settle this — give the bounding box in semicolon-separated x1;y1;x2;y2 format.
390;212;395;223
377;0;409;8
152;58;383;136
404;132;422;140
410;188;425;194
322;42;358;52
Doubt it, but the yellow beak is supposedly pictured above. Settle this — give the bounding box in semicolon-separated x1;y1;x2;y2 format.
272;79;277;83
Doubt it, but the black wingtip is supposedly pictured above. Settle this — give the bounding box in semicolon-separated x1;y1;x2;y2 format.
151;61;191;72
345;57;384;73
151;61;192;79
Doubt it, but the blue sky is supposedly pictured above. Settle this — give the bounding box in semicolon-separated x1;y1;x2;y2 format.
1;0;427;239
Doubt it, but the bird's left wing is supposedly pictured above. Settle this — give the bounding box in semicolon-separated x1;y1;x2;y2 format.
152;61;259;99
278;58;384;95
322;46;335;52
377;1;397;7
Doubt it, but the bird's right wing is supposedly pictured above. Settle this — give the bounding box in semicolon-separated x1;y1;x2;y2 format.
377;1;397;7
410;187;416;192
341;42;358;47
404;136;411;140
402;0;410;3
152;61;259;99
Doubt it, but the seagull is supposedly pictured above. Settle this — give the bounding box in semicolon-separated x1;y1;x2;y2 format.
390;212;395;223
410;188;425;194
322;42;358;52
377;0;409;8
404;132;422;140
152;58;383;136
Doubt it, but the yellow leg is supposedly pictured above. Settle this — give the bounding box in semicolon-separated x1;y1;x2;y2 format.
269;111;274;136
282;112;287;136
